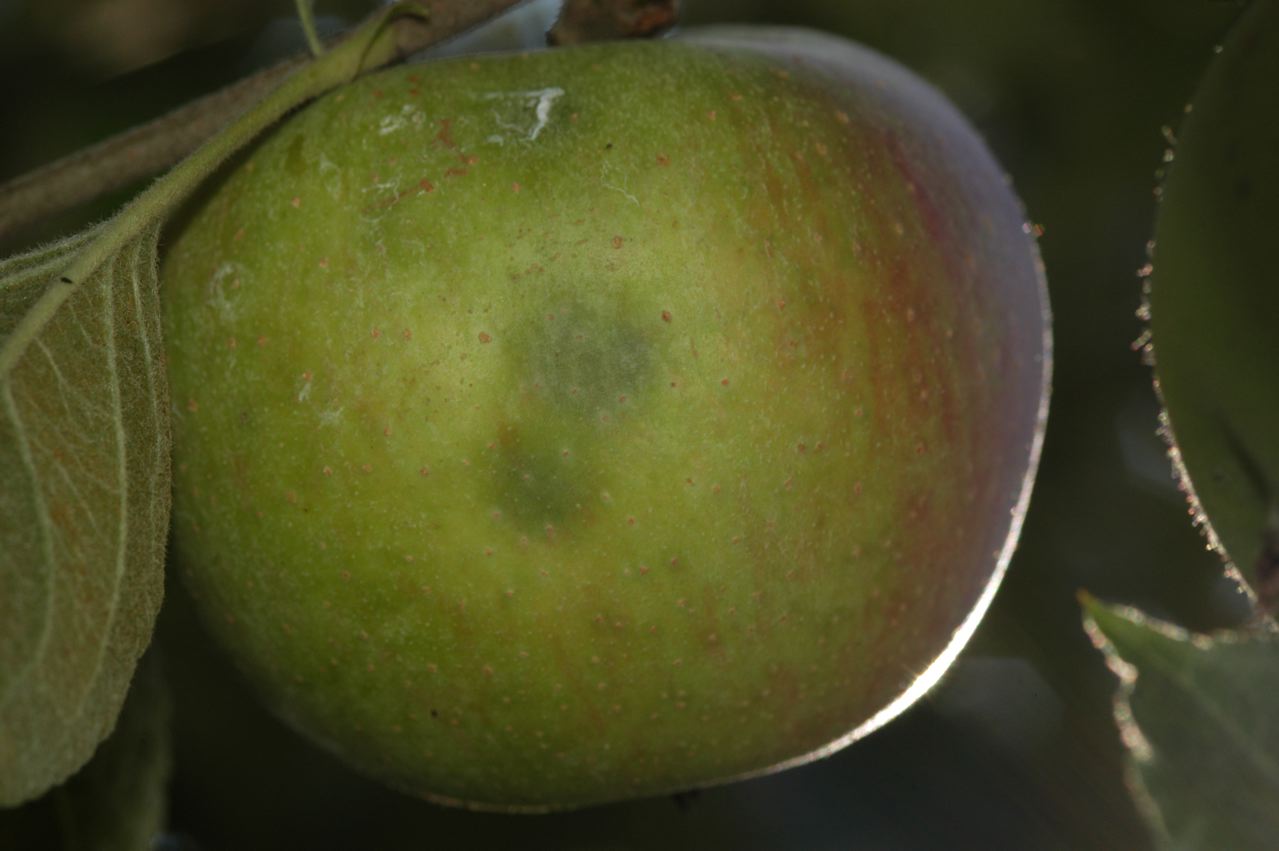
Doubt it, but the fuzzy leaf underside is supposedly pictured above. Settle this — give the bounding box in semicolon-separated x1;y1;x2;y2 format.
0;225;170;806
1084;598;1279;850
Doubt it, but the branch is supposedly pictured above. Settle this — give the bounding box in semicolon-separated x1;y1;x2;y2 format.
0;0;526;245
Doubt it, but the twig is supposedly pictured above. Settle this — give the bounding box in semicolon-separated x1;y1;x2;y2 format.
0;0;525;244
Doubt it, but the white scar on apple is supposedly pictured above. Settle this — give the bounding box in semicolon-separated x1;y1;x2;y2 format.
377;103;428;136
483;86;565;142
162;27;1051;810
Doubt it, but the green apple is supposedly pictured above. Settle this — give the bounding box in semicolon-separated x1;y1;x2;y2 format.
160;26;1050;809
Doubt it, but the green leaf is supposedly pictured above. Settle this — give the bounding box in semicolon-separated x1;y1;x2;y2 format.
0;225;170;806
0;651;173;850
0;1;429;805
51;650;172;851
1144;0;1279;603
1082;596;1279;850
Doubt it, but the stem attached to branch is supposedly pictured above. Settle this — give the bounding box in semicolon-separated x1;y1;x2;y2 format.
296;0;328;58
0;0;525;246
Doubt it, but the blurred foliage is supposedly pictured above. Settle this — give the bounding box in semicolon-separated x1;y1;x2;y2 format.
1084;598;1279;851
1145;0;1279;602
0;0;1259;847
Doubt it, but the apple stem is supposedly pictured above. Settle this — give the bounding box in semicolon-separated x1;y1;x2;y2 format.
296;0;328;59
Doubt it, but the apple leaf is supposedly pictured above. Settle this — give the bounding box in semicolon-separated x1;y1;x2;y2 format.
46;650;173;851
1143;0;1279;604
0;650;172;849
1082;596;1279;850
0;224;170;807
0;1;430;805
0;647;172;844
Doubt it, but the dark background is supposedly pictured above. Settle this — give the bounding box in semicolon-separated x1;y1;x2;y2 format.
0;0;1254;847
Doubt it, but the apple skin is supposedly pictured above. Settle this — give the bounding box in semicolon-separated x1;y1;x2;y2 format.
161;27;1050;809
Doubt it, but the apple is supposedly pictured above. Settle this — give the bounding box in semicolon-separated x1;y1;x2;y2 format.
160;26;1050;809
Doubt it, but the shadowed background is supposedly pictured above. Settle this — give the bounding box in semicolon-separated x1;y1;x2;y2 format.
0;0;1252;847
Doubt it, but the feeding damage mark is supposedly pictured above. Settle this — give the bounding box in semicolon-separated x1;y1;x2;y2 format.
206;262;245;322
482;87;565;143
378;103;426;136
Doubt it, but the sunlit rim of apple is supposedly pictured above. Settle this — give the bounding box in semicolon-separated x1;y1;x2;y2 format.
741;247;1054;786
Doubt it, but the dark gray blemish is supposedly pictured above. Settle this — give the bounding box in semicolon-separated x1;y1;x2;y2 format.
488;295;658;532
493;422;589;531
520;300;653;414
